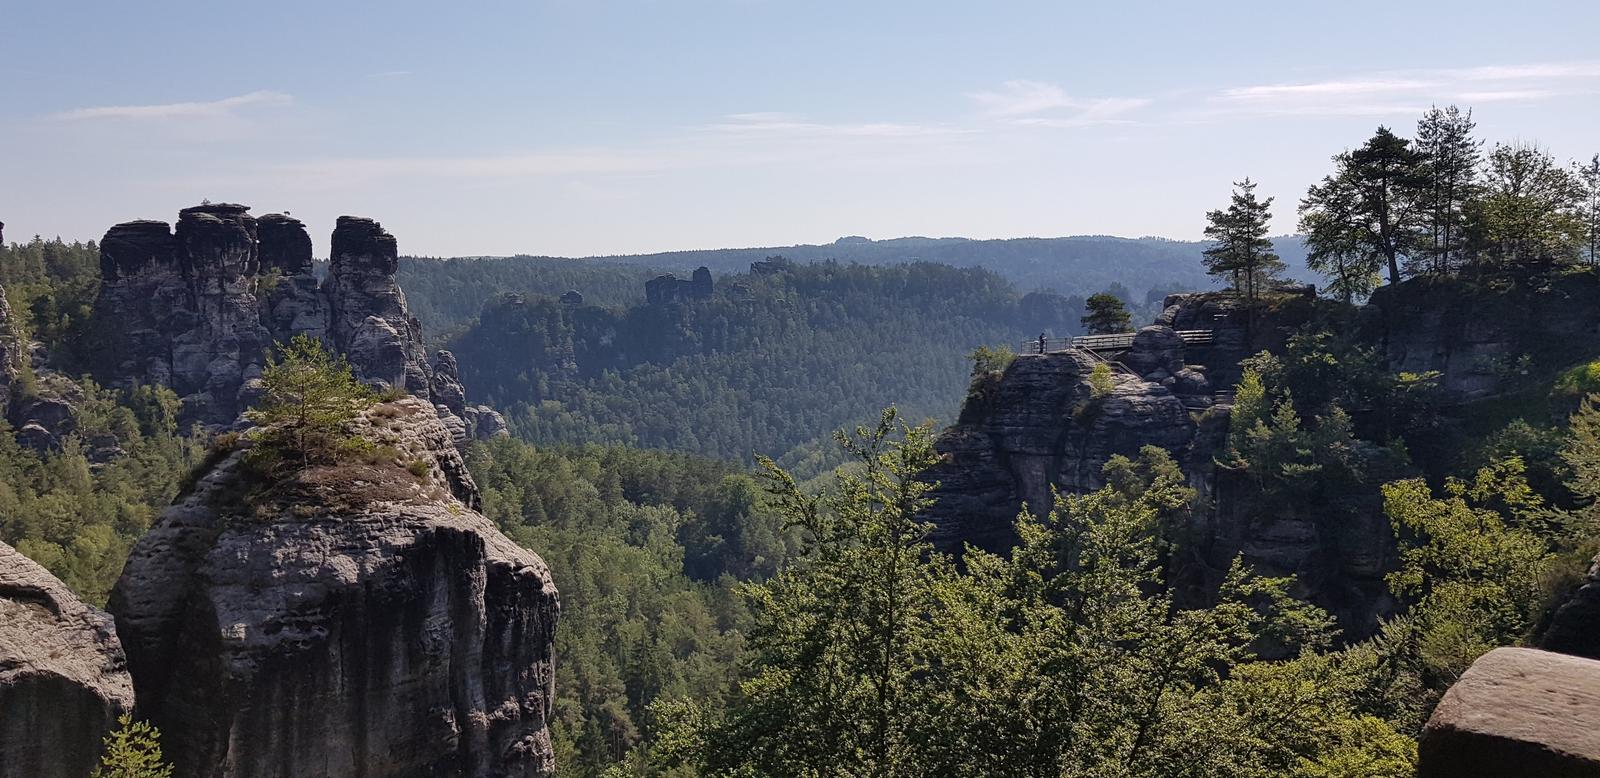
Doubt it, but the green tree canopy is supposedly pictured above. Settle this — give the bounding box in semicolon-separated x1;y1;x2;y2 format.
1081;291;1133;334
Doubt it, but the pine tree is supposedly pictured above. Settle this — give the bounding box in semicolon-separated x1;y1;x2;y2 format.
91;714;174;778
1414;106;1481;274
1349;127;1426;285
1081;292;1132;334
1203;178;1284;311
244;335;377;470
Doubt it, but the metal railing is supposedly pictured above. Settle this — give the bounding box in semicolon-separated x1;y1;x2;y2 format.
1019;329;1214;355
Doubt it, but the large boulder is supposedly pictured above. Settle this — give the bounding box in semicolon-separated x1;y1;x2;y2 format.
1419;647;1600;777
0;542;136;778
1121;325;1184;380
108;398;560;777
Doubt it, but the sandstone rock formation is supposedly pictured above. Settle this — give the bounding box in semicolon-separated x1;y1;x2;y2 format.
0;541;136;778
924;291;1398;636
1366;272;1600;404
1418;647;1600;777
921;349;1194;555
108;398;559;777
644;266;713;305
89;204;496;442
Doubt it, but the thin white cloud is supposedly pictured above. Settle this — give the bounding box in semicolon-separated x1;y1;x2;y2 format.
1222;79;1437;100
1450;62;1600;81
54;90;292;121
968;80;1081;117
1212;60;1600;118
967;80;1150;127
705;112;967;138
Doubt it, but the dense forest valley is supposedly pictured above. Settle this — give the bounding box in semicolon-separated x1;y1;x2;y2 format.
5;103;1600;778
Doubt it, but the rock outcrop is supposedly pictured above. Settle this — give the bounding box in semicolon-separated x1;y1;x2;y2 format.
1;541;136;778
922;349;1195;555
1367;273;1600;404
108;398;559;777
924;290;1397;636
644;266;713;305
1418;647;1600;777
89;204;496;442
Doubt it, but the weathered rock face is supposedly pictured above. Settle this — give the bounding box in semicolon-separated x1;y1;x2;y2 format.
88;204;496;441
1367;273;1600;404
925;291;1398;637
1419;647;1600;777
922;350;1195;555
108;398;559;777
325;216;434;398
257;213;328;344
0;541;136;778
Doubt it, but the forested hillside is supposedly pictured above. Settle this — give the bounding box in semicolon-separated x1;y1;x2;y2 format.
398;234;1315;338
445;259;1082;470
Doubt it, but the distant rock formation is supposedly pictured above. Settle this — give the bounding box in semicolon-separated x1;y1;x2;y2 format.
108;398;559;777
1419;647;1600;777
921;348;1195;556
0;541;136;778
644;266;713;305
924;291;1399;637
559;290;583;306
88;204;496;442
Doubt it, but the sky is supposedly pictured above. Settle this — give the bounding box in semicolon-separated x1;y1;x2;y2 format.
3;0;1599;258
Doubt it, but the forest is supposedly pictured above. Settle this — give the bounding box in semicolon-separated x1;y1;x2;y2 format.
440;259;1085;472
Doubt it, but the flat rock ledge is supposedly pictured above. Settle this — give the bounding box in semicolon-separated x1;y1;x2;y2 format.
1419;647;1600;777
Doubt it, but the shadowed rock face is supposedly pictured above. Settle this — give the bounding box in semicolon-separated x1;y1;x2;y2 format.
108;399;559;778
325;216;433;398
923;292;1398;638
922;349;1195;555
1419;647;1600;777
88;204;495;440
0;542;135;778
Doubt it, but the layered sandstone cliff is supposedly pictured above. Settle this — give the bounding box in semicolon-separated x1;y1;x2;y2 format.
0;542;136;778
107;398;559;777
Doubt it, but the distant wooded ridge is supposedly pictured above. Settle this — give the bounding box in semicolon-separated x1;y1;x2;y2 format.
405;233;1317;300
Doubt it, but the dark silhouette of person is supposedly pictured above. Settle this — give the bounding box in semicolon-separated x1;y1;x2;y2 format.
1038;332;1047;354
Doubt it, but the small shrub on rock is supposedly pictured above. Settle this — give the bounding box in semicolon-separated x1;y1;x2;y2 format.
244;335;377;473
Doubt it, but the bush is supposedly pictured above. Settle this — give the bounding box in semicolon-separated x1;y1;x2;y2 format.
1088;362;1115;399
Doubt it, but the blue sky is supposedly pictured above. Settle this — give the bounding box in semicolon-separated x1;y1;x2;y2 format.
4;0;1599;257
